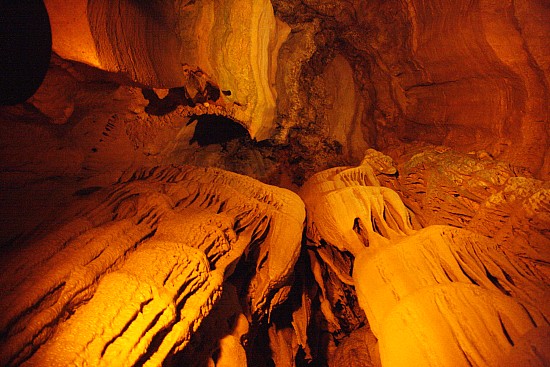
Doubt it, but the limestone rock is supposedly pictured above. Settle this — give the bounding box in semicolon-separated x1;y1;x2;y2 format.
354;225;549;337
26;66;78;124
392;146;526;228
301;149;549;366
44;0;290;140
301;151;415;257
273;0;550;177
0;165;305;366
497;326;550;367
378;284;544;367
390;145;550;284
273;19;319;142
312;54;369;162
388;0;549;175
328;326;380;367
298;151;416;347
3;0;550;364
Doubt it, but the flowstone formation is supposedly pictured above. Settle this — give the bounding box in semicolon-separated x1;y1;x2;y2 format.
1;146;547;366
300;149;550;367
0;165;305;366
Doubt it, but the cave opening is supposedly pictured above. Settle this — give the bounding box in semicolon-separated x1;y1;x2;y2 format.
189;114;251;147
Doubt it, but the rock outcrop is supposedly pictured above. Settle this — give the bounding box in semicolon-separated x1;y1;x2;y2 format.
273;0;550;177
388;144;550;285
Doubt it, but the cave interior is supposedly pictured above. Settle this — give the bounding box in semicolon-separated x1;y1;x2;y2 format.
0;0;549;366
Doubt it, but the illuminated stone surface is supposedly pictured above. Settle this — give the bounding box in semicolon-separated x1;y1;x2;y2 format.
0;166;304;366
0;0;549;365
273;0;550;178
301;151;549;367
44;0;289;140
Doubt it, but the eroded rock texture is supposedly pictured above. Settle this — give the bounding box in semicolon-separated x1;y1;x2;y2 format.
386;144;550;286
44;0;289;140
273;0;550;178
1;0;550;366
300;150;550;366
0;166;305;366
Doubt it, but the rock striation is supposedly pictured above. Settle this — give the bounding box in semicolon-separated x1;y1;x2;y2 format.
273;0;550;177
0;165;305;366
300;149;550;366
44;0;291;140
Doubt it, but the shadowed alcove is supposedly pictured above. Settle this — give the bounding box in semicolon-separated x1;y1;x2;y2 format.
189;115;250;147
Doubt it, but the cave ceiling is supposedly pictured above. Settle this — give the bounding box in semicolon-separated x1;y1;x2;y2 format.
0;0;549;366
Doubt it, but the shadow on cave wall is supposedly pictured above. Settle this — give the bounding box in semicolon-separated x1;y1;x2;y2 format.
188;114;250;147
0;1;51;105
142;82;222;116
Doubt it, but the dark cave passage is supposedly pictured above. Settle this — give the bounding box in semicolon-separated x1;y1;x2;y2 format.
0;1;51;105
189;114;250;147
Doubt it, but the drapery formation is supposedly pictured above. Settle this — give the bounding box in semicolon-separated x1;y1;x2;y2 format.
0;148;548;366
300;149;549;367
0;165;304;366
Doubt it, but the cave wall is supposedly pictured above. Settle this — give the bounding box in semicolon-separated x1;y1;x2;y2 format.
44;0;289;140
394;0;549;177
273;0;550;177
42;0;550;177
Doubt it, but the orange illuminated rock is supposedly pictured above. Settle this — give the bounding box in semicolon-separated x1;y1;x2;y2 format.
43;0;100;68
390;145;550;285
274;0;550;177
298;150;417;346
301;149;549;366
329;326;380;367
26;65;78;124
0;165;305;366
378;284;544;367
301;149;415;257
391;0;549;176
43;0;291;140
353;225;549;338
312;54;369;162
